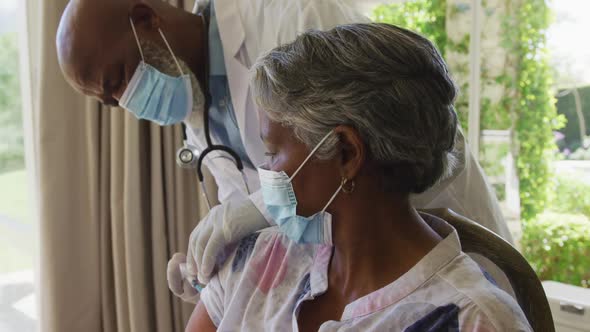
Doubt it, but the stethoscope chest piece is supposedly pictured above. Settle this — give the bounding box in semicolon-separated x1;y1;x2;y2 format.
176;144;200;169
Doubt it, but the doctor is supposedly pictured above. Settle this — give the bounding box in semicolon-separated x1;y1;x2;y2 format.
56;0;511;302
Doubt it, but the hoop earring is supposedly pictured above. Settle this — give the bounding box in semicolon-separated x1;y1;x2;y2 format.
341;177;355;194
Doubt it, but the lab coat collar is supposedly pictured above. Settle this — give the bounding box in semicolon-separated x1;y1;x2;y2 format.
191;0;209;14
213;0;260;167
191;0;246;61
210;0;246;60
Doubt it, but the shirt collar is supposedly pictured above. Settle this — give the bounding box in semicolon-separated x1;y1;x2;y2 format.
207;1;228;77
310;245;332;297
309;213;462;320
212;0;246;59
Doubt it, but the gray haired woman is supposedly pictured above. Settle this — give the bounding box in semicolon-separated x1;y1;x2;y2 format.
186;23;531;331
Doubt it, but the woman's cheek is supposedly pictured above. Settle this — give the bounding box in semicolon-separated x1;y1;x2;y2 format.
270;152;289;173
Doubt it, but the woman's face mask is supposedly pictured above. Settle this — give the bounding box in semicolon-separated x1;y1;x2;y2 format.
258;122;342;244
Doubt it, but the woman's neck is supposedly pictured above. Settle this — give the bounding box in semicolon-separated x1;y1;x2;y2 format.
327;192;442;304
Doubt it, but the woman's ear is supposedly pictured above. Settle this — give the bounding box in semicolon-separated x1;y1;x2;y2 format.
334;125;365;180
129;3;160;31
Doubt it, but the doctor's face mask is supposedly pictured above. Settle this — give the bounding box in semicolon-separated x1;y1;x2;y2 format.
119;18;205;126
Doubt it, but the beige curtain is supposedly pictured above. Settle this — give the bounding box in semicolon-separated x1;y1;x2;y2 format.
25;0;205;331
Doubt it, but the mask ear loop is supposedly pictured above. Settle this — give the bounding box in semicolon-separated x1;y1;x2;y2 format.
129;17;145;63
158;28;185;76
289;130;335;182
321;183;343;213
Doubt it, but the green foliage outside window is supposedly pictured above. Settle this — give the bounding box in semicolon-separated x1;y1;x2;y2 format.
555;85;590;152
521;175;590;288
500;0;566;220
372;0;447;57
549;175;590;218
0;32;24;173
521;212;590;288
373;0;564;221
373;1;471;130
373;0;585;287
568;139;590;160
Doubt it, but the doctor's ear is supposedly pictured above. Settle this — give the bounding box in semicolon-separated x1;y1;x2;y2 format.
129;4;161;31
333;125;365;181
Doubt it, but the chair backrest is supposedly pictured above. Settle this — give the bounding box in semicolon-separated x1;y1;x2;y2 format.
422;208;555;332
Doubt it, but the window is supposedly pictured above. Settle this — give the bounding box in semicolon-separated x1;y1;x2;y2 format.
0;0;38;331
370;0;590;288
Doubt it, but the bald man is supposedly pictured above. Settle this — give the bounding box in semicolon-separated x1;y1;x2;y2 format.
56;0;512;310
58;0;202;104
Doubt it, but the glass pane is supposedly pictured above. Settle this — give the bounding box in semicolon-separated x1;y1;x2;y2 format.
537;0;590;289
370;0;590;289
0;0;37;331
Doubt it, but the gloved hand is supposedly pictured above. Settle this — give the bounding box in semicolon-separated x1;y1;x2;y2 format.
167;253;200;304
189;193;270;284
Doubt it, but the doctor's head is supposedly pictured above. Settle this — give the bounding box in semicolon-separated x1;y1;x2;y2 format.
252;23;458;217
56;0;206;110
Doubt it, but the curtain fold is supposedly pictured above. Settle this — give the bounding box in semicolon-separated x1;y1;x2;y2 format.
29;0;202;331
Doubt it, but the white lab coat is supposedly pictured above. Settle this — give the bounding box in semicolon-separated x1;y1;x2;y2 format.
185;0;513;242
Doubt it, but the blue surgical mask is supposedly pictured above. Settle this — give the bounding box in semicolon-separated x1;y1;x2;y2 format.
258;131;342;245
119;18;193;126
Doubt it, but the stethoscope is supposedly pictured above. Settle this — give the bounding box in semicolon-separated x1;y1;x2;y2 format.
175;9;250;209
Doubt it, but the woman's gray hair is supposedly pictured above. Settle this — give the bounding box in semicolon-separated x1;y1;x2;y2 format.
251;23;458;194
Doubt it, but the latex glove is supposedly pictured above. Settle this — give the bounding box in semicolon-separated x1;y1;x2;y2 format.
189;193;269;284
166;253;201;304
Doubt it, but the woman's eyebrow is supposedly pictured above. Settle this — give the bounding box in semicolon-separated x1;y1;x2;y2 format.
260;130;274;144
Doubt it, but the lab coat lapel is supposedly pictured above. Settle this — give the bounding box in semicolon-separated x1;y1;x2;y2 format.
214;0;251;157
213;0;245;59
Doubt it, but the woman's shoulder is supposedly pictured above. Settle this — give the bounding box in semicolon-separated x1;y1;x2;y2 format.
229;227;315;268
214;227;319;291
200;227;319;326
436;253;532;331
201;227;325;330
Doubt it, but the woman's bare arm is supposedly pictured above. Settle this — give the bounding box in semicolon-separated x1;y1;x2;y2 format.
185;301;217;332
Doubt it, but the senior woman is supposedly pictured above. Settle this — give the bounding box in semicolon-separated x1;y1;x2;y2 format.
186;23;531;331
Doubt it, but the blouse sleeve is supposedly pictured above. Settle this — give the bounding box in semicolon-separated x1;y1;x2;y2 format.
199;274;225;327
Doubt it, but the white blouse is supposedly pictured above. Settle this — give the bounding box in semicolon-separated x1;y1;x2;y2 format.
200;214;531;331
